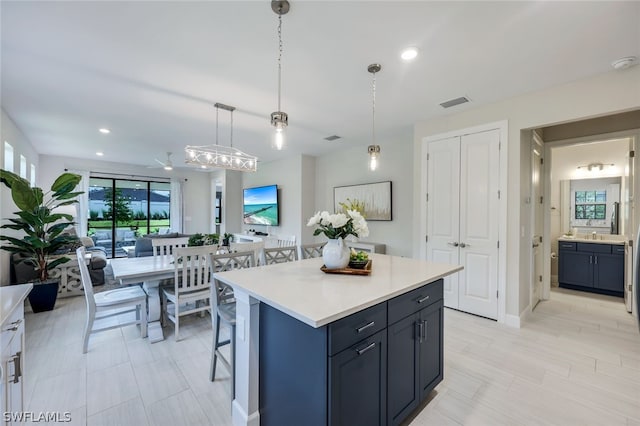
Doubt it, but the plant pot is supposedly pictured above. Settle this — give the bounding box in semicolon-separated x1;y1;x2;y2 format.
27;279;59;313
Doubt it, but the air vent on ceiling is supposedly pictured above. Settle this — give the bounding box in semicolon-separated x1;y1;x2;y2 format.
440;96;470;109
324;135;342;141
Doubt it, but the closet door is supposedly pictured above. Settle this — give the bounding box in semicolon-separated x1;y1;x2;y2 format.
458;130;500;319
426;137;460;309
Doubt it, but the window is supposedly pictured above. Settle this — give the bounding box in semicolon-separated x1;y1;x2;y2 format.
4;141;14;172
575;191;606;220
19;155;27;178
30;164;36;186
88;177;171;258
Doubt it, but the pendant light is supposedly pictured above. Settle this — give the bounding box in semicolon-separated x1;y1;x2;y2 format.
270;1;290;150
368;63;381;171
185;103;258;172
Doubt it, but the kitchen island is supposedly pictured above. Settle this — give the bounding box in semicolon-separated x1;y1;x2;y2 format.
214;254;462;426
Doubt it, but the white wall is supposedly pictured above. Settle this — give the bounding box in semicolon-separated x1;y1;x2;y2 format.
37;155;212;235
315;131;414;257
413;67;640;318
1;109;41;285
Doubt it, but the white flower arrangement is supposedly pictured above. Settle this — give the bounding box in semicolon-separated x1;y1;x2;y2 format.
307;210;369;240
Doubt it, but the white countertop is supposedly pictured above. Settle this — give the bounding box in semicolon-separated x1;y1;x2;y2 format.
558;236;625;245
0;284;33;326
214;254;462;328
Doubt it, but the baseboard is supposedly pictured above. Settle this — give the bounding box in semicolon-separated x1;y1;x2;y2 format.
551;274;558;286
504;313;522;328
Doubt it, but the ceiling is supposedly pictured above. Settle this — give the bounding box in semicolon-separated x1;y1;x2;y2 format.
1;1;639;171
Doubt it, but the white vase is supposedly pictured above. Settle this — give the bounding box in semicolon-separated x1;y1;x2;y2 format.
322;237;350;269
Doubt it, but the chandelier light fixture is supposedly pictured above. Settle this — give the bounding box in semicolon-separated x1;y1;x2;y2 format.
367;63;381;171
270;0;290;150
185;103;257;172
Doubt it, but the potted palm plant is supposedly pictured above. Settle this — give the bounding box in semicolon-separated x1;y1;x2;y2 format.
0;169;83;312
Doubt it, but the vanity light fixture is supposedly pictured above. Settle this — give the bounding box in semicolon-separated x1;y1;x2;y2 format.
576;162;615;172
270;0;290;151
367;63;382;171
185;103;257;172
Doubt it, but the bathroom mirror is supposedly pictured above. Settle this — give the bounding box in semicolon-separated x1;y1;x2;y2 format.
560;177;621;235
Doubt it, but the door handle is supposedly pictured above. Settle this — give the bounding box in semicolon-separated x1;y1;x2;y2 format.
447;242;459;247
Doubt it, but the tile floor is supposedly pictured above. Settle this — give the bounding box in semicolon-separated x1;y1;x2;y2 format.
25;287;639;425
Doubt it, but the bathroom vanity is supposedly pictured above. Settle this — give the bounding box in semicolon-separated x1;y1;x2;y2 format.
558;236;625;297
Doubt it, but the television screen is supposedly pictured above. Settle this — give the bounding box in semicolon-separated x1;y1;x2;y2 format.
243;185;279;226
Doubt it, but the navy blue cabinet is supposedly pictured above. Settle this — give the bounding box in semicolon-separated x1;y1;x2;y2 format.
259;279;444;426
387;281;443;426
559;241;624;296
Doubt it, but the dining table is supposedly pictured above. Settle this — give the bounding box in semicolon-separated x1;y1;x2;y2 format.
109;255;175;342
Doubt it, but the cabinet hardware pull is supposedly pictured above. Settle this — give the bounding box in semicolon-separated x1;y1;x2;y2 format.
447;242;459;247
590;255;593;264
418;321;425;343
3;319;22;332
416;295;430;304
594;256;598;265
422;320;428;341
11;351;21;384
356;342;376;355
356;321;375;333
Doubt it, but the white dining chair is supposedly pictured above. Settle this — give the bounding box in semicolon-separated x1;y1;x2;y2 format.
299;242;326;260
209;250;255;400
230;241;265;265
263;245;298;264
161;245;216;341
277;235;296;247
151;237;189;258
76;247;148;353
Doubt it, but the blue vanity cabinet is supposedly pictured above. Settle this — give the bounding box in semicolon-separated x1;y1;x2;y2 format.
558;242;593;287
559;241;624;296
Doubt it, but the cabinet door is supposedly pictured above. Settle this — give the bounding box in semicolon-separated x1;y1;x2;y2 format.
329;330;387;426
387;313;419;426
559;251;593;287
418;301;443;400
594;253;624;293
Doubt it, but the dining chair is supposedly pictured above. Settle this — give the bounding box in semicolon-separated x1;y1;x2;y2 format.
230;241;265;266
161;245;216;341
208;250;255;400
76;247;147;353
299;242;326;260
151;237;189;258
277;235;296;247
263;245;299;264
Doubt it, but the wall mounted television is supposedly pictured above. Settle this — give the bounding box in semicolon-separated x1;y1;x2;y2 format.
243;184;279;226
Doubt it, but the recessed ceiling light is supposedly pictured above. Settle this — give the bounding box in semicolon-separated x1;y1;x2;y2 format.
400;47;418;61
99;128;110;134
96;152;104;156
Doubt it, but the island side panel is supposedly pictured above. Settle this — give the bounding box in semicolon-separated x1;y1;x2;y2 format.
259;303;328;426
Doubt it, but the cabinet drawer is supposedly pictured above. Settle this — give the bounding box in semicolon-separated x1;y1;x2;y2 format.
613;245;626;255
388;280;443;325
328;302;387;356
558;242;576;251
577;243;611;254
1;302;24;354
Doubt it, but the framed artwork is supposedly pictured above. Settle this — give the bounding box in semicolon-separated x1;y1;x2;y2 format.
333;181;392;221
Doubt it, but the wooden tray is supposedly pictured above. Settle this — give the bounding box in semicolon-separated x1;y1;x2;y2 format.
321;260;372;275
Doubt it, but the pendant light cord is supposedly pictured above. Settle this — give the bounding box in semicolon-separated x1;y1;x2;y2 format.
372;71;376;145
277;14;283;112
215;105;219;145
230;109;234;149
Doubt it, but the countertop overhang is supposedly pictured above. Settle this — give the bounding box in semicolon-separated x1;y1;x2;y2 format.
0;283;33;325
558;236;625;245
214;254;462;328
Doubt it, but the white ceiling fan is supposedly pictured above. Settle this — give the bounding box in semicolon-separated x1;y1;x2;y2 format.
148;152;173;171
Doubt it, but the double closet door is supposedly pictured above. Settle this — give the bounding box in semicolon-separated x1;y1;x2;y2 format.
426;130;500;320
